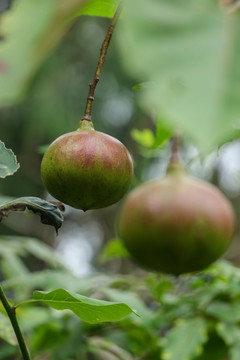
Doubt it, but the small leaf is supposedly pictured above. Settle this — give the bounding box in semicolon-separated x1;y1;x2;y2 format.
162;318;208;360
216;322;240;346
131;129;155;148
22;237;63;267
101;288;154;330
153;115;173;148
1;253;28;280
0;141;19;178
0;236;61;266
0;197;64;233
216;323;240;360
3;270;81;293
0;313;17;346
131;117;172;150
37;144;50;155
33;288;137;324
77;0;119;18
99;238;129;263
88;337;134;360
132;83;142;90
206;302;240;323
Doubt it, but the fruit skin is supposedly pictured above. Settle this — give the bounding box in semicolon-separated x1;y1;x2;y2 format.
118;163;235;275
41;121;133;211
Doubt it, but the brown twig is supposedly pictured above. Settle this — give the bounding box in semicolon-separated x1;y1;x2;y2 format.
81;3;123;122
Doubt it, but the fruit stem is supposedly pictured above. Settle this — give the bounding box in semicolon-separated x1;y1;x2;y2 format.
81;2;123;123
0;285;31;360
167;135;185;174
169;135;181;164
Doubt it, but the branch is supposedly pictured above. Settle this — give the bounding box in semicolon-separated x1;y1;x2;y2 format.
0;286;31;360
81;3;123;123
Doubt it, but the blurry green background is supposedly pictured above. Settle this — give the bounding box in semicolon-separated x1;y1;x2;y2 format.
1;0;240;276
2;2;240;360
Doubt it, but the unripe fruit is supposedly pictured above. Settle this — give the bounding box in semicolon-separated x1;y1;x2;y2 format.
41;120;133;211
118;162;235;275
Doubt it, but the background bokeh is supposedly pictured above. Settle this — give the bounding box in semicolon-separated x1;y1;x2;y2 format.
1;5;240;277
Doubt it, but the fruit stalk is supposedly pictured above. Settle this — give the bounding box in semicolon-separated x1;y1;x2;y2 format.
82;2;123;123
0;285;31;360
170;135;181;164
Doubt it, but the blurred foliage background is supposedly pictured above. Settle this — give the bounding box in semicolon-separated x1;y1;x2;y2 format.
1;0;240;359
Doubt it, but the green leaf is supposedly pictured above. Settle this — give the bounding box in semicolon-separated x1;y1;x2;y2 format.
162;318;208;360
146;274;174;302
33;288;137;324
0;141;19;178
195;332;228;360
0;313;17;346
0;236;63;268
2;270;86;298
230;344;240;360
0;197;64;233
101;288;154;328
216;323;240;360
153;115;173;148
118;1;240;152
21;237;63;268
0;0;88;106
100;238;129;263
131;116;172;149
1;253;28;280
206;302;240;323
88;337;134;360
131;129;155;148
77;0;118;18
216;322;240;345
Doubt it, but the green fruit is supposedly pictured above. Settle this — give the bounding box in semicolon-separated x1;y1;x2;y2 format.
118;162;235;275
41;120;133;211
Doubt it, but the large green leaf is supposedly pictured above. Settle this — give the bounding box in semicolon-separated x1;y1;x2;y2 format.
118;1;240;152
77;0;118;17
0;0;89;106
0;197;64;232
161;317;208;360
0;141;19;178
33;288;137;323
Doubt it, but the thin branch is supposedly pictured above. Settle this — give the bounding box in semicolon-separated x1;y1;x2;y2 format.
0;286;31;360
81;3;123;122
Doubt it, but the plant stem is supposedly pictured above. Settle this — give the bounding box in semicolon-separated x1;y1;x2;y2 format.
169;135;181;164
81;3;122;122
0;285;31;360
